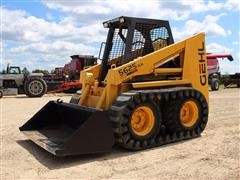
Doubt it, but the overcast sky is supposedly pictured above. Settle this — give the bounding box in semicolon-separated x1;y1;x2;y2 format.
1;0;239;73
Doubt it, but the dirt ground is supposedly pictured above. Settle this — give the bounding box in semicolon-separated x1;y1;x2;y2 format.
0;89;239;180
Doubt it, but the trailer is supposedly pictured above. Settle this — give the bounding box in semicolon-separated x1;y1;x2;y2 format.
223;73;240;88
47;81;81;94
44;55;97;93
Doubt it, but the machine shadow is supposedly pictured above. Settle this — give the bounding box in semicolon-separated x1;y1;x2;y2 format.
17;140;134;170
17;138;195;170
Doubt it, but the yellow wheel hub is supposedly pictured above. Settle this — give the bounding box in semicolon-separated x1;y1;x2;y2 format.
180;100;199;128
131;106;154;136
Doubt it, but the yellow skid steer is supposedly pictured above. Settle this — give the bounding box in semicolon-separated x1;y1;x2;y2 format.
20;16;209;156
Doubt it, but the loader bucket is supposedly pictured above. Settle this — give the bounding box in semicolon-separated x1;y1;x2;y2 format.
19;101;114;156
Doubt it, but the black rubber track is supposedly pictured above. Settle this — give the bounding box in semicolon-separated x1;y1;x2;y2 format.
163;89;208;133
109;87;208;150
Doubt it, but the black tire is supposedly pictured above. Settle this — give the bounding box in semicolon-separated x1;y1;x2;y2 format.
211;78;219;91
24;78;47;97
0;89;3;98
163;90;208;133
110;93;161;149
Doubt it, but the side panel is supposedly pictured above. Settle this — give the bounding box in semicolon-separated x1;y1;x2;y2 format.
182;33;209;102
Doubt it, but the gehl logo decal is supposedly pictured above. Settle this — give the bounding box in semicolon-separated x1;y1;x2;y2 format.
198;42;207;86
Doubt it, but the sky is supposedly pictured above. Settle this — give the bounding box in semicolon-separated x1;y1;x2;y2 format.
1;0;239;74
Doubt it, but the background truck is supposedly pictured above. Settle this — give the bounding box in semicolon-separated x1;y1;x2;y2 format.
0;64;47;98
206;53;233;91
44;55;97;93
63;55;97;80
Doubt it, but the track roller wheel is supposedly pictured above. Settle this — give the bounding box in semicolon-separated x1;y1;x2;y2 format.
163;89;208;133
130;104;157;139
110;93;161;150
180;100;199;128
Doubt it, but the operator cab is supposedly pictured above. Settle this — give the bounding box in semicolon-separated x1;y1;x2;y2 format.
98;16;174;82
7;66;21;74
70;55;97;69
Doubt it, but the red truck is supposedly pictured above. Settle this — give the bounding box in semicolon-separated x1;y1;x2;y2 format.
64;55;97;80
206;53;233;91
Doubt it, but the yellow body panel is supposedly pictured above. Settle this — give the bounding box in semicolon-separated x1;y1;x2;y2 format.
79;33;208;110
132;79;190;88
154;68;182;74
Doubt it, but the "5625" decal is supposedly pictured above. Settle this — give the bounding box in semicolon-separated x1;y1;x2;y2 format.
118;63;137;78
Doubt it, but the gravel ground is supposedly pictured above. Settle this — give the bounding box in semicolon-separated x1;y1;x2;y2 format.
0;89;239;180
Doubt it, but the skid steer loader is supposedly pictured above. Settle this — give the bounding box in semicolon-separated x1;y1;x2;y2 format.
20;16;209;156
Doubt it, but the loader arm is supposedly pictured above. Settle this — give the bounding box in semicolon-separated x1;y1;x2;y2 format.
80;33;208;109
